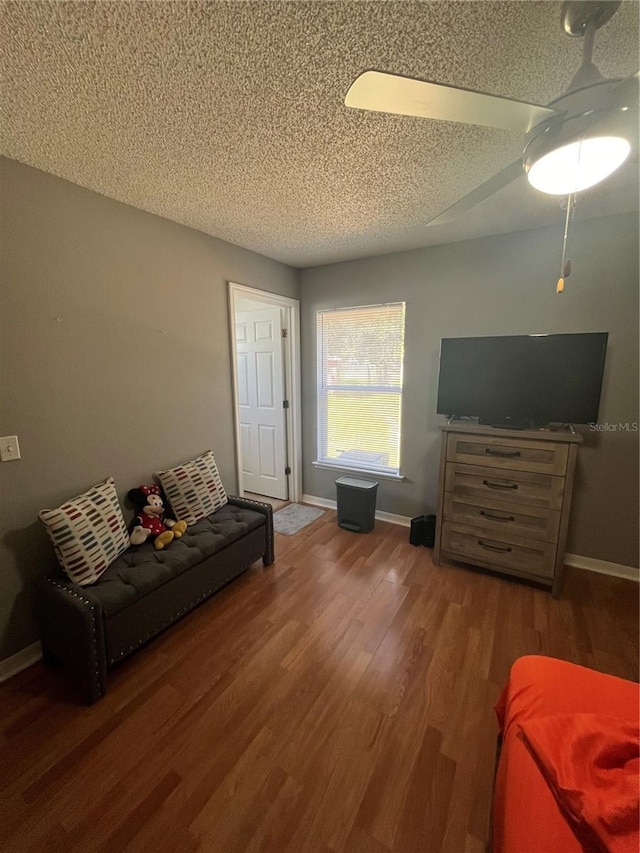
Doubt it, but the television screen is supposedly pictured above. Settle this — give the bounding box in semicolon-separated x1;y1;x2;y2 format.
436;332;608;427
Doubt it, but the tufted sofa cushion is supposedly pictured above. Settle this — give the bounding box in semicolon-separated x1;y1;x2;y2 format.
90;504;265;617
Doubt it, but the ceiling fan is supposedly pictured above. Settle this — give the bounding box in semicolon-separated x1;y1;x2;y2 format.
345;1;639;226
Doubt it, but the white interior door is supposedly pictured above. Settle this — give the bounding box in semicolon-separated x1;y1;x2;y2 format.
235;308;288;500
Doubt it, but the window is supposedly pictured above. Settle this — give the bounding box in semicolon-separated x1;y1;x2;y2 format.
316;303;406;477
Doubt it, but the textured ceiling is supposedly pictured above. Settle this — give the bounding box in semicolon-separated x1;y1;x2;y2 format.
1;1;639;267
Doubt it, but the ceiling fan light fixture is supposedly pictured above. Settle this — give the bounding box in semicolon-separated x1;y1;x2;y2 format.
525;134;631;195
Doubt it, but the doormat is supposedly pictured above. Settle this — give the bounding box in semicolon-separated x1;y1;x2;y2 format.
273;504;325;535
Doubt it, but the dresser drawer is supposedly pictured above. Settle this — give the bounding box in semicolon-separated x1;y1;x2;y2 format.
443;493;561;542
446;433;568;475
441;522;556;580
444;462;565;511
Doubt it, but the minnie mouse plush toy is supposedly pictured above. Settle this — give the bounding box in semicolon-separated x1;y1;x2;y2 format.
128;484;187;550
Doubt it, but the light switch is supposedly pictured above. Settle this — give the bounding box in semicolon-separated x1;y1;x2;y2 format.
0;435;21;462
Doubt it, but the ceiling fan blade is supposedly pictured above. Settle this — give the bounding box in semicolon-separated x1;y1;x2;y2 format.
611;71;640;103
426;160;524;227
345;71;560;133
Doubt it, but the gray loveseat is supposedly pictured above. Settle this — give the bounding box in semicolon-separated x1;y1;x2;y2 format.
36;496;274;703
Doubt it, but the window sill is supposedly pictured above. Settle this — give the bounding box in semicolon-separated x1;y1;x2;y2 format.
312;461;405;481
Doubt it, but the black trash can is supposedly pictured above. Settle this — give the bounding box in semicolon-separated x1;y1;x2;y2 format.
336;477;378;533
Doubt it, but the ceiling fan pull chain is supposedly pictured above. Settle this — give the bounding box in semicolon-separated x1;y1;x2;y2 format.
564;191;577;278
556;192;576;293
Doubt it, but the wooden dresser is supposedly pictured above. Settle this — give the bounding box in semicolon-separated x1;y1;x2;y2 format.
433;423;582;597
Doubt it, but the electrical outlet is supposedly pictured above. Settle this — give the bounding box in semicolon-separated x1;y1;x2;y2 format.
0;435;21;462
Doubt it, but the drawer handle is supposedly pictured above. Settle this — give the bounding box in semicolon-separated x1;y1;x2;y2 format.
480;510;515;522
485;448;521;458
482;479;518;491
478;540;512;553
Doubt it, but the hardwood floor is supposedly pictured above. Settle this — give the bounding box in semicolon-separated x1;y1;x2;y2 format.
1;511;638;852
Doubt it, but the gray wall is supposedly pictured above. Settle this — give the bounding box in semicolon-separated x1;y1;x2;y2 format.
300;212;639;569
2;155;637;665
0;157;299;661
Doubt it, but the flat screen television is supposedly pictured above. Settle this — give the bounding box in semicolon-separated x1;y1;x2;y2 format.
436;332;608;428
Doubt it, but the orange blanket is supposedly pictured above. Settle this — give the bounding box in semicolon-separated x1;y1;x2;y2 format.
519;713;640;853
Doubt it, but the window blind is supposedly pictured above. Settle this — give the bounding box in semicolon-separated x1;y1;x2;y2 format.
316;303;406;476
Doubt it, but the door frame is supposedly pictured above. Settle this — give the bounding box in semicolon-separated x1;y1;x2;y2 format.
228;281;302;504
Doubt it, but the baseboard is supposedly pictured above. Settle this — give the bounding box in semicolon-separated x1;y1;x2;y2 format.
564;554;639;582
302;494;336;511
302;494;412;528
374;509;412;528
0;641;42;684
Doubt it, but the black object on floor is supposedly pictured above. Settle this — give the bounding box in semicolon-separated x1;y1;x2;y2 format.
410;515;427;545
423;514;436;548
410;514;436;547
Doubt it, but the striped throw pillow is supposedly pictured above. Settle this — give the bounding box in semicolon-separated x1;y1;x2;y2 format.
39;477;129;586
156;451;227;525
